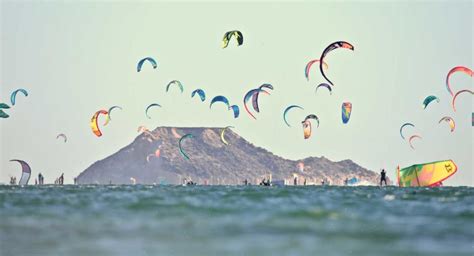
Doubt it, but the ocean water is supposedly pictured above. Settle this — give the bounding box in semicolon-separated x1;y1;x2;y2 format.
0;185;473;256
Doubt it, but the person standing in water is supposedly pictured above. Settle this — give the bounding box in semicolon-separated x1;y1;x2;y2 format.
38;173;44;185
380;169;387;186
58;173;64;185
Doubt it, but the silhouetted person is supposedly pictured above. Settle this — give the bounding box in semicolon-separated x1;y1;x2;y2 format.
344;178;349;186
244;179;248;185
303;179;307;186
58;173;64;185
294;177;298;186
321;179;325;185
380;169;387;186
38;173;44;185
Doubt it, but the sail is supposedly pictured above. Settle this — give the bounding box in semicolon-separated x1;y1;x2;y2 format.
397;160;457;187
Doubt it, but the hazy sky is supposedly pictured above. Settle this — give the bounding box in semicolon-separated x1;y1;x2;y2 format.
1;1;472;185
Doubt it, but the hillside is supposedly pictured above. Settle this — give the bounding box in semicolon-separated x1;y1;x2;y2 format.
77;127;387;185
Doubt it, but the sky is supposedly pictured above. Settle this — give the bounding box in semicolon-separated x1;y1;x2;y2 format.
1;0;472;186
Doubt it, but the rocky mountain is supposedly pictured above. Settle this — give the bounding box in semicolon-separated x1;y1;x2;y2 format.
77;127;388;185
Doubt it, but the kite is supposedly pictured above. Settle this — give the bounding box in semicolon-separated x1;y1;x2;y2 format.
397;160;457;187
422;95;439;109
399;123;415;140
145;103;162;119
90;110;108;137
302;120;312;139
341;102;352;124
347;178;358;186
130;177;137;185
438;116;455;132
243;88;269;119
146;149;161;162
446;66;472;96
452;89;473;112
10;159;31;185
315;83;332;95
408;135;422;150
229;105;240;118
305;59;328;81
252;84;273;113
220;126;234;145
191;89;206;102
0;103;10;118
56;133;67;143
10;89;28;106
283;105;304;127
319;41;354;86
178;134;193;160
137;57;157;72
210;96;230;109
222;30;243;48
166;80;184;93
104;106;122;126
303;114;320;128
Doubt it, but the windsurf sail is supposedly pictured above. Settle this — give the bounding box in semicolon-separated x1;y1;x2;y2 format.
397;160;457;187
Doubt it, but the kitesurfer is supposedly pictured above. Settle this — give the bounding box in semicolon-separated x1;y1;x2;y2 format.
380;169;387;186
38;173;44;185
58;173;64;185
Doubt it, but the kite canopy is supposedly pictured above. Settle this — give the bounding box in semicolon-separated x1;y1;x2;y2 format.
452;89;473;112
315;83;332;95
166;80;184;93
302;120;312;139
408;134;422;150
137;57;157;72
422;95;439;109
10;89;28;106
319;41;354;86
229;105;240;118
222;30;243;48
398;160;457;187
439;116;455;132
399;123;415;140
56;133;67;143
178;134;193;160
283;105;304;127
446;66;473;96
303;114;320;128
10;159;31;185
191;89;206;102
243;88;269;119
305;59;328;81
145;103;162;119
252;84;273;113
90;110;108;137
341;102;352;124
220;126;234;145
210;96;230;109
0;103;10;118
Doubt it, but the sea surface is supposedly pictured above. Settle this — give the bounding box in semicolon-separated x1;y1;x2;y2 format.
1;185;473;256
